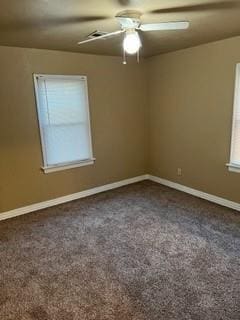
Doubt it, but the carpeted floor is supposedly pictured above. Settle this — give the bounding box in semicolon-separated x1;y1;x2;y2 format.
0;181;240;320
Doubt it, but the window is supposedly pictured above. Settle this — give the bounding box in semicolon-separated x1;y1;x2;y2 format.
34;74;94;173
227;64;240;172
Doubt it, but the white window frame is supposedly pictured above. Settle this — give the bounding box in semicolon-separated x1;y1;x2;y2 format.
227;64;240;173
33;74;95;174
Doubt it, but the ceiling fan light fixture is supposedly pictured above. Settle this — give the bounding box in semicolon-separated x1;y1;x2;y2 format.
77;9;189;62
123;30;141;55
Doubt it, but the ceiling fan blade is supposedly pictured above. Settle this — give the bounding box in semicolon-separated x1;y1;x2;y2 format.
139;21;189;32
150;1;238;14
78;30;124;45
0;15;108;32
49;15;108;25
117;0;131;5
116;0;140;6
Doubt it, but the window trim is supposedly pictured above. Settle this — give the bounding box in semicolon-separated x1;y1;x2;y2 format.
226;163;240;173
227;64;240;173
42;159;96;174
33;74;95;174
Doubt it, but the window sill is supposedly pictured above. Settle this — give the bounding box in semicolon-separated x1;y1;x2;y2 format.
226;163;240;173
42;158;96;174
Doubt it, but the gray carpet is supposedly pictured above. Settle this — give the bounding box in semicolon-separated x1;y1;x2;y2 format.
0;181;239;320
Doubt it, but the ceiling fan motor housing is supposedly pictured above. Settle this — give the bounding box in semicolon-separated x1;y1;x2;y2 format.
116;10;142;30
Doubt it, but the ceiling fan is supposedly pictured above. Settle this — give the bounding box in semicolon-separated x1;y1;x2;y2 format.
77;10;189;63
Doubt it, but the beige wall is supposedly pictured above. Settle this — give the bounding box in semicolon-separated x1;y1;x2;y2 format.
0;46;147;213
147;36;240;203
1;35;240;214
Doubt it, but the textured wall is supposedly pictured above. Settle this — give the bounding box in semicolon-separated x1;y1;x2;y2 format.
147;36;240;203
0;46;147;212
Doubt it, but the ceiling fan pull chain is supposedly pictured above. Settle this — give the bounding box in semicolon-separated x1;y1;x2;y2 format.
137;48;140;63
123;48;127;65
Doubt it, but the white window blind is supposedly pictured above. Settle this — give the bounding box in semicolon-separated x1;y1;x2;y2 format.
228;64;240;172
34;75;94;172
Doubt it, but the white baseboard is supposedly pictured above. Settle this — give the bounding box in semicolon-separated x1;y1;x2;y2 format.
149;175;240;212
0;175;148;222
1;173;239;222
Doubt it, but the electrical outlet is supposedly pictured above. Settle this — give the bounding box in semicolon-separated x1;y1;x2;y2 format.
177;168;182;176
